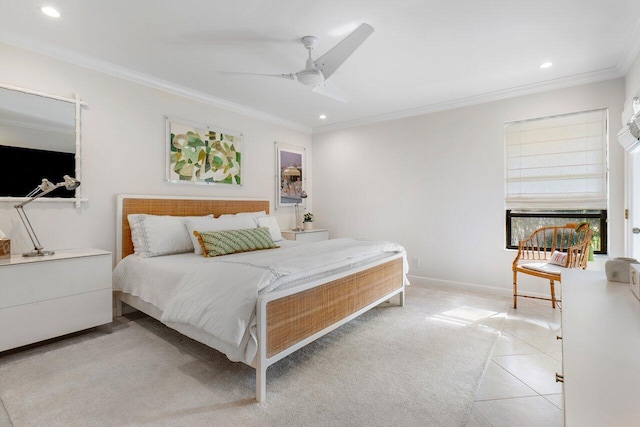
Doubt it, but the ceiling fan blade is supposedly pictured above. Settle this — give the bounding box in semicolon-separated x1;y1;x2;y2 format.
313;23;374;80
312;80;350;103
219;71;294;80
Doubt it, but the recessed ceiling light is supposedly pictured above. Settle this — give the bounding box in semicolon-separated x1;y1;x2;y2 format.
540;62;553;69
319;114;327;119
41;6;61;18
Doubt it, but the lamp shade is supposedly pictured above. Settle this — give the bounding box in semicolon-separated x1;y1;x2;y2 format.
282;166;301;177
63;175;81;190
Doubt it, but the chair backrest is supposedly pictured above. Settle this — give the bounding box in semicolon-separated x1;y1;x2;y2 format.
515;223;592;269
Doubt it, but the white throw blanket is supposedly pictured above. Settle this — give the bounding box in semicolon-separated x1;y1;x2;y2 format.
160;238;407;349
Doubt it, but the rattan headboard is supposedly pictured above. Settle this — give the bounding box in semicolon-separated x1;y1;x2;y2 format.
117;195;270;261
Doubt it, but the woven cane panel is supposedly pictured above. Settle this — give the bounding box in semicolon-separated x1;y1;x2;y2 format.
265;257;403;358
121;198;269;259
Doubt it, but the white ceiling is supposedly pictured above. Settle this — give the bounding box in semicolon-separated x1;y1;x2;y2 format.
1;0;640;133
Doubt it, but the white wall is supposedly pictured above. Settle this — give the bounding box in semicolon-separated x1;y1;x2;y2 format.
625;53;640;107
0;43;312;261
312;78;625;295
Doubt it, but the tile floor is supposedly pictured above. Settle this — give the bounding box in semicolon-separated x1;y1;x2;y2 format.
0;398;11;427
467;296;564;427
0;286;563;427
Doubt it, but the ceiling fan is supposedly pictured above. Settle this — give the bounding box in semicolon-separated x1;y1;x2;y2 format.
221;23;374;102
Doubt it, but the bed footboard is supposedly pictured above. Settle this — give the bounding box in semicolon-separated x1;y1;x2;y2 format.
255;255;404;402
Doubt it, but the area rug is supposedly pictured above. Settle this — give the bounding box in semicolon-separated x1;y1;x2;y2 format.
0;286;507;427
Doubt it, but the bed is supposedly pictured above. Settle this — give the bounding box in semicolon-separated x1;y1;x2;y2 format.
112;195;407;401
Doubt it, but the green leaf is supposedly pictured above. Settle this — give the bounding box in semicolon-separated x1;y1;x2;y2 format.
213;156;223;166
197;149;206;164
181;146;199;163
186;138;204;148
174;160;186;172
170;134;178;152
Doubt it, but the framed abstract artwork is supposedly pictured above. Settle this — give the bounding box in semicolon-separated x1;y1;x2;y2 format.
275;142;306;208
166;117;242;186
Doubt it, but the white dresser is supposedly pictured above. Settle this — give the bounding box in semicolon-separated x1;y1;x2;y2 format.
0;248;112;352
281;229;329;242
562;269;640;427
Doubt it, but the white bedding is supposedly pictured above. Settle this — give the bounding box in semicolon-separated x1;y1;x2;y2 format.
112;240;301;310
113;238;407;364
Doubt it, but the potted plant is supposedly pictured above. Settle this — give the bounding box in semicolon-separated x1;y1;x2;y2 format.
303;213;314;230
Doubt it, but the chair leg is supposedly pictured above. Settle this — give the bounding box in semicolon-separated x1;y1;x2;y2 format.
550;280;556;309
513;271;518;309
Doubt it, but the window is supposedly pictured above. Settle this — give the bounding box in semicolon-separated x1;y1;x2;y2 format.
506;210;607;254
505;109;608;253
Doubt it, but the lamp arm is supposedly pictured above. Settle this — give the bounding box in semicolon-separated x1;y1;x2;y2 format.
15;205;44;252
14;183;63;208
12;176;78;257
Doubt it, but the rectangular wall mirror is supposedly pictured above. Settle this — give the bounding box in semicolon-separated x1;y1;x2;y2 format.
0;83;84;204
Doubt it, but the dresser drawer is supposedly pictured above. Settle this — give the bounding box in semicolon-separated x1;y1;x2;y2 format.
0;289;112;352
0;249;112;352
0;253;111;309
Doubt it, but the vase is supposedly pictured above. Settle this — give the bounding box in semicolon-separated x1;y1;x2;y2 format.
605;257;639;283
303;222;313;231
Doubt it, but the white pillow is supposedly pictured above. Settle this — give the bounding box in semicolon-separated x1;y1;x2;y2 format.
128;214;212;258
257;216;283;242
219;211;267;226
185;215;258;255
549;250;568;266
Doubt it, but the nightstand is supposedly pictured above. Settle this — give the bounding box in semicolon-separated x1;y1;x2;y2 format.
0;248;112;352
281;229;329;242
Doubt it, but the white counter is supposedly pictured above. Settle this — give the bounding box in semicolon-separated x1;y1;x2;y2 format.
562;269;640;427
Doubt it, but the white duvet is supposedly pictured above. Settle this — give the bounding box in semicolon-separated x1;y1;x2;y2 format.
114;238;407;364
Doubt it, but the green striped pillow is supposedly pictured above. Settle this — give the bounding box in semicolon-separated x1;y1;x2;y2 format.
194;227;279;257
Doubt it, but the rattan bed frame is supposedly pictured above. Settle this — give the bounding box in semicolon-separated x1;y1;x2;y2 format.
114;194;405;402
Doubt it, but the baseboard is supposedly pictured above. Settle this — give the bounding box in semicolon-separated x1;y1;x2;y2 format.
406;274;552;300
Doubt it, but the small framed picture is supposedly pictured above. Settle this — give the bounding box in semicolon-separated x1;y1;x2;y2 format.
275;143;305;208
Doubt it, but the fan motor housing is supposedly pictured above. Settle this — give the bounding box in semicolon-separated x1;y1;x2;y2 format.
297;69;324;86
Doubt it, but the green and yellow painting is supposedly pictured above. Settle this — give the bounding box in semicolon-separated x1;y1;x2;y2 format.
167;119;242;185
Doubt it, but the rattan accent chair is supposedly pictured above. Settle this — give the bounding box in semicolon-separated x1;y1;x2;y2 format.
512;223;592;309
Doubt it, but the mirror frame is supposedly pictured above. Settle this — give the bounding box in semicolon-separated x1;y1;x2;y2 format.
0;82;87;207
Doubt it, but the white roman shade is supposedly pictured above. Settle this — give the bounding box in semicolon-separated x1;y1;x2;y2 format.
505;109;608;210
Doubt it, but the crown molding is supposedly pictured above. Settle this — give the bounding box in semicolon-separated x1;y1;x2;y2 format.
0;30;312;135
313;68;623;134
1;29;629;137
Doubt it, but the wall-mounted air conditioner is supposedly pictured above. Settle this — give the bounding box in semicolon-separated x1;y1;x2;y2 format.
618;97;640;153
